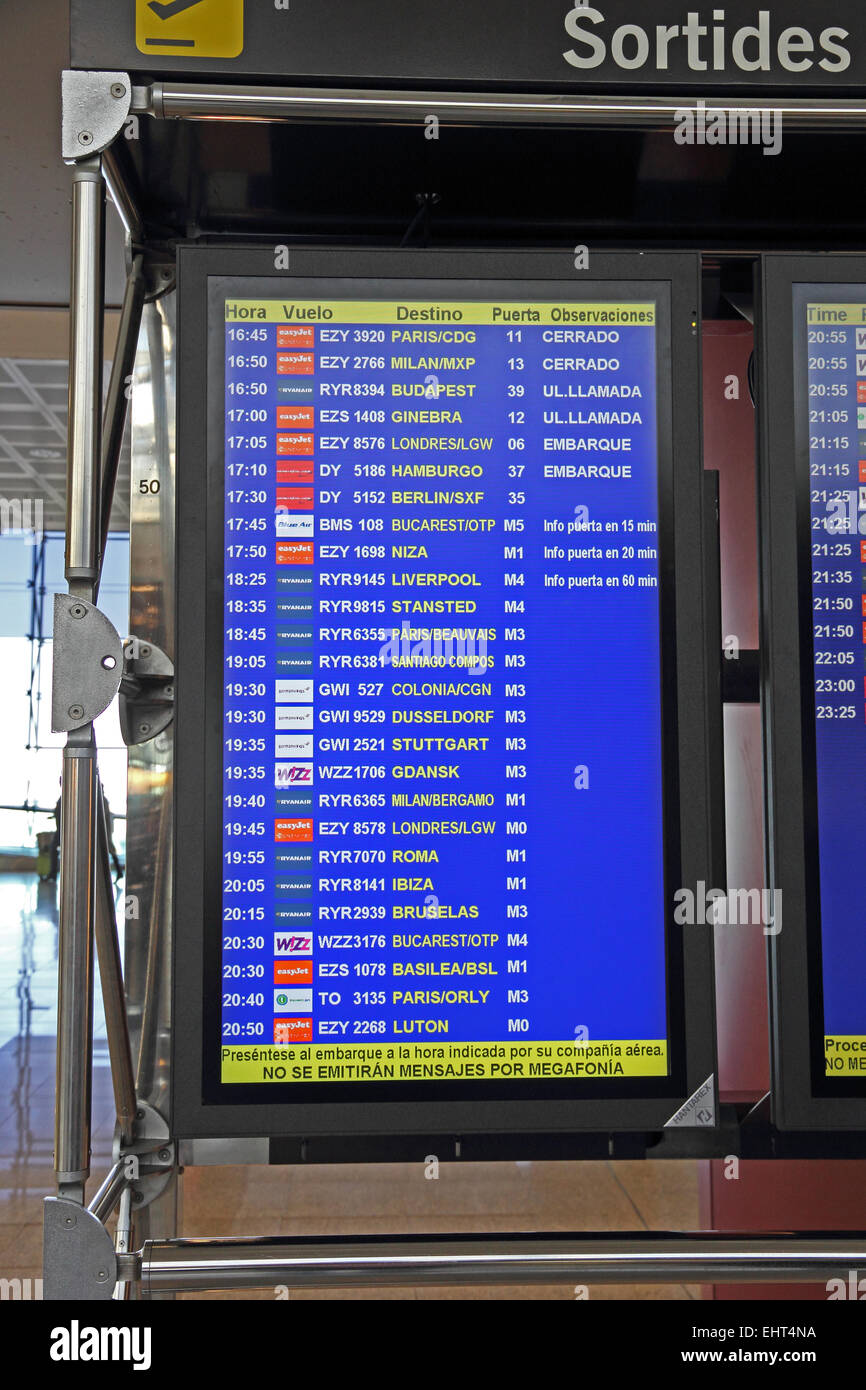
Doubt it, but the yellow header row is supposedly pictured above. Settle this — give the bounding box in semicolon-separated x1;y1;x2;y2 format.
807;303;866;324
224;300;657;326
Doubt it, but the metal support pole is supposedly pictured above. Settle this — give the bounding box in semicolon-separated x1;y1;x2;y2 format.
87;1160;127;1225
138;1232;866;1295
113;1186;135;1300
92;233;147;1142
95;784;137;1146
102;145;144;249
54;156;106;1203
135;81;866;132
54;741;97;1199
99;252;145;580
65;158;104;594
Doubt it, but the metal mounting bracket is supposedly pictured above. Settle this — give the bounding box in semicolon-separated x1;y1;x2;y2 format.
43;1197;118;1301
114;1103;176;1213
144;255;178;302
62;70;133;162
51;595;124;733
664;1074;717;1129
119;637;175;746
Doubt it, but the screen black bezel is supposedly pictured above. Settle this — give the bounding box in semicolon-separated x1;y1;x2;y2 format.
760;255;866;1131
172;247;717;1141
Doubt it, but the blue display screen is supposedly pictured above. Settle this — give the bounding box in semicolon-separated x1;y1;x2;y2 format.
218;295;670;1086
803;294;866;1076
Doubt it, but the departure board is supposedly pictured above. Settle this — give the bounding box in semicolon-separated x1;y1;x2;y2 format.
217;295;671;1087
802;294;866;1079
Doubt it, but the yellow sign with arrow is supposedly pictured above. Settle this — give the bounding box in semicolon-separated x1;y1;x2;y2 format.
136;0;244;59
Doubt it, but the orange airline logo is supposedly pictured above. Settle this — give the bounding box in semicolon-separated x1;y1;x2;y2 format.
274;1018;313;1043
275;818;314;842
275;961;313;986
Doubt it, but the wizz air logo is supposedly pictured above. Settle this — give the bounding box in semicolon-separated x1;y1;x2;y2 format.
275;763;314;786
274;934;313;956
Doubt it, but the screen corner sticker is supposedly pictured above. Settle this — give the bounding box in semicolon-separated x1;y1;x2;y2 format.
136;0;244;59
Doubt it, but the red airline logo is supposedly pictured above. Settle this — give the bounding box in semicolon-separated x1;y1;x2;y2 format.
277;487;315;512
277;406;315;429
275;961;313;986
277;327;315;350
277;352;315;375
277;432;315;457
274;1018;313;1043
275;818;314;842
276;542;314;565
277;461;315;485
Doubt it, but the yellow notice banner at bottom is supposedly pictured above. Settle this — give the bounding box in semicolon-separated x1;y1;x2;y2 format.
825;1036;866;1076
221;1040;668;1084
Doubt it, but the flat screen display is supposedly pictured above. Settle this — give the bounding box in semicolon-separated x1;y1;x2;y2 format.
215;289;675;1089
798;288;866;1081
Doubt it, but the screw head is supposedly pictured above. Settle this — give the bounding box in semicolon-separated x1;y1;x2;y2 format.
140;645;151;657
139;723;151;735
78;131;93;146
68;705;84;721
69;604;87;620
110;83;126;99
96;1269;109;1282
132;1190;144;1205
63;1214;77;1228
158;1148;170;1162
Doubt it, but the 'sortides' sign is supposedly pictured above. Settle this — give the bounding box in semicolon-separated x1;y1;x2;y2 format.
71;2;865;90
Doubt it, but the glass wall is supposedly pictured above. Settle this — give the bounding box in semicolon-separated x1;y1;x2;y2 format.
0;531;129;859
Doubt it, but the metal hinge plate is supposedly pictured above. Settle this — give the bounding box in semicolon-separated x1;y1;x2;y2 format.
51;595;124;732
119;638;175;746
62;70;133;162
